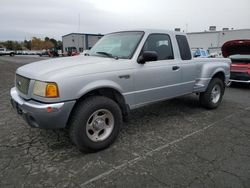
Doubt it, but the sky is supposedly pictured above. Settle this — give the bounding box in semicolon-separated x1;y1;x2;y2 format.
0;0;250;41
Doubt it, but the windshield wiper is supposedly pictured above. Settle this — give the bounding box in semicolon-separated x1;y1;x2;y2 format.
96;51;119;60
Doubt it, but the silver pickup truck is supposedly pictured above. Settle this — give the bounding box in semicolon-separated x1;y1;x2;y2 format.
10;29;231;151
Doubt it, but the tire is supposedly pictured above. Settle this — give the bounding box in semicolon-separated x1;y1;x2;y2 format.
69;96;122;152
199;78;225;109
10;53;14;57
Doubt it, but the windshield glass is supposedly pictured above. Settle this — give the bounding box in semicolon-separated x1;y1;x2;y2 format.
89;31;144;59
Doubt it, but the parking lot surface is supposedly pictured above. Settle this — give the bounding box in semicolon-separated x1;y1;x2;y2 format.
0;56;250;188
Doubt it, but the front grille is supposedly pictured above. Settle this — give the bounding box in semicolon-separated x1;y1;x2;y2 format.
230;72;250;81
16;74;30;95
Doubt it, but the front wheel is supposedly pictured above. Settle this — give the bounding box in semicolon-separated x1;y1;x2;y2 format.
69;96;122;152
199;78;225;109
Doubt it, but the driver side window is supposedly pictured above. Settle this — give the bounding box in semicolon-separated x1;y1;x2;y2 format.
141;34;174;60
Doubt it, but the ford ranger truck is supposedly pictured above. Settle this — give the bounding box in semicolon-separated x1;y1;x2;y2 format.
222;40;250;86
10;30;231;152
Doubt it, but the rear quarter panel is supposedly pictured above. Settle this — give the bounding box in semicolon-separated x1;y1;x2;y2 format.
193;58;231;92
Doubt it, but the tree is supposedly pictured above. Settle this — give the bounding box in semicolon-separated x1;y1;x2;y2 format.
24;40;31;50
31;37;44;50
43;40;54;50
5;41;14;50
0;37;58;51
13;42;23;50
0;41;23;50
44;37;62;50
49;38;57;48
30;37;54;50
57;40;63;50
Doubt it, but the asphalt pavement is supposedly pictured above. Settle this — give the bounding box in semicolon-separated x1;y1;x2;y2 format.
0;56;249;188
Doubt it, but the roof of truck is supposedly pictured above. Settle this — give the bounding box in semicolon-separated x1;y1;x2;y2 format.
63;29;186;38
107;29;186;36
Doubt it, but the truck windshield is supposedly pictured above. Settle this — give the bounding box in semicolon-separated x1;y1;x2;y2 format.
89;31;144;59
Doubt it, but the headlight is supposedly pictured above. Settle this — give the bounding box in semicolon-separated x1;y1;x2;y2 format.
33;81;59;98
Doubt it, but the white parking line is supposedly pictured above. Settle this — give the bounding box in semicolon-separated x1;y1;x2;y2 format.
81;107;250;187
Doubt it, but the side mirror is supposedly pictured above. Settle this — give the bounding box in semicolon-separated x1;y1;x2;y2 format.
137;51;158;64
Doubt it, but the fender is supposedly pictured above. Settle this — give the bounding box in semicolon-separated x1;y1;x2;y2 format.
76;79;124;99
211;68;226;78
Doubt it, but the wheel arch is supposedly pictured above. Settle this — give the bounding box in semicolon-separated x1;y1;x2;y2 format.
211;71;226;84
67;87;129;127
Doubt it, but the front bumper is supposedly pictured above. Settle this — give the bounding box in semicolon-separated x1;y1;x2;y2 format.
10;87;76;129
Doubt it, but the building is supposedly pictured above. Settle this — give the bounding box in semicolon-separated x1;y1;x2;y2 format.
62;33;103;53
187;28;250;53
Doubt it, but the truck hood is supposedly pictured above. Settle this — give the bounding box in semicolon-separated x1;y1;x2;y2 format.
16;55;132;80
222;40;250;57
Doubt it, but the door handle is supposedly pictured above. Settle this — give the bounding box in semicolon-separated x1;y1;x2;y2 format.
119;75;130;79
172;66;180;71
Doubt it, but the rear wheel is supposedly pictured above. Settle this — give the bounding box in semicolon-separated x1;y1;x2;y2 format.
69;96;122;152
200;78;225;109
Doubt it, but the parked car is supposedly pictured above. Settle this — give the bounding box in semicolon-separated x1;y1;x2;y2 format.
68;48;80;56
38;49;59;57
209;52;220;58
21;51;29;55
57;50;63;56
0;48;15;56
70;51;80;56
80;50;90;56
192;48;209;58
222;40;250;86
15;51;24;55
10;29;230;152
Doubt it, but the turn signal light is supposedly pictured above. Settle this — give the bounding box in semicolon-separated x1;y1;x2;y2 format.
46;83;59;98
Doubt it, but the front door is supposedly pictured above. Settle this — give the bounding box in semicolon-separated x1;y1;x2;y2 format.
134;34;182;107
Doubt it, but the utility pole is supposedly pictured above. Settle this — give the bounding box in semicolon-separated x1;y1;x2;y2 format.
78;13;80;32
77;13;80;52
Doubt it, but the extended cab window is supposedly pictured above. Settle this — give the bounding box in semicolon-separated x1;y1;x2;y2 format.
141;34;174;60
176;35;192;60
